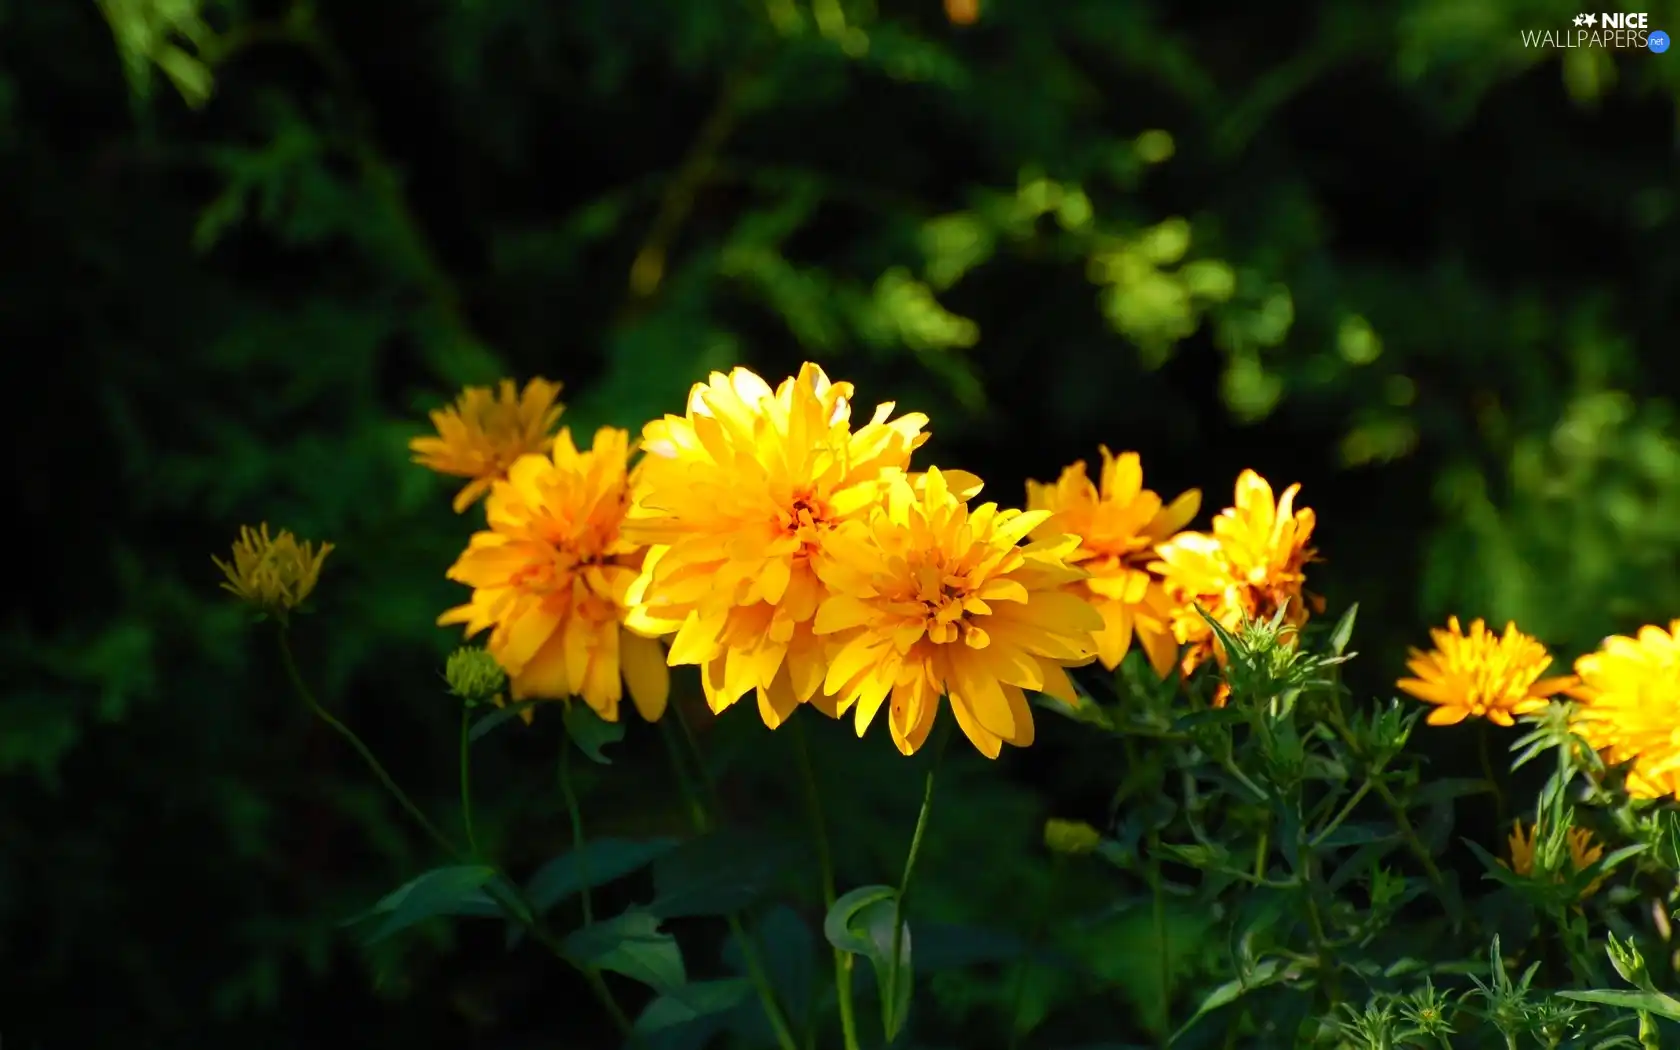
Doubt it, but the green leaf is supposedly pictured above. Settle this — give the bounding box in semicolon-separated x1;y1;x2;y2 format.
564;701;626;764
1326;603;1358;656
1462;839;1531;891
1557;988;1680;1021
350;865;499;943
1409;778;1494;806
527;837;680;914
1586;842;1650;881
468;699;546;742
649;831;790;918
1170;957;1291;1043
724;905;817;1028
1191;603;1244;664
823;885;913;1040
563;910;686;992
635;978;755;1032
823;885;896;954
1660;811;1680;870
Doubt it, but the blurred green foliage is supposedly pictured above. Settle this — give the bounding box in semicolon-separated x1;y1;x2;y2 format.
2;0;1676;1044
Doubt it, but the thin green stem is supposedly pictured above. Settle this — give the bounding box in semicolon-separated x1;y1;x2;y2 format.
279;630;458;857
885;718;954;1035
1303;856;1343;1010
1324;694;1450;897
559;737;594;925
627;69;753;299
1309;780;1373;850
793;718;861;1050
658;710;798;1050
661;704;715;832
277;629;637;1040
459;707;479;858
1479;722;1509;825
731;913;801;1050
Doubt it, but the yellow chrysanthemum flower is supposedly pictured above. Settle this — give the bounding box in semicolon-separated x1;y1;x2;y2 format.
213;523;333;616
410;377;566;513
1151;470;1320;694
811;467;1101;758
1569;620;1680;800
1503;820;1606;898
1396;617;1574;727
438;426;668;724
622;363;931;729
1026;447;1200;676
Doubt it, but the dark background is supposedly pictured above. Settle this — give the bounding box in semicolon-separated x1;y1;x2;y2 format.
2;0;1678;1046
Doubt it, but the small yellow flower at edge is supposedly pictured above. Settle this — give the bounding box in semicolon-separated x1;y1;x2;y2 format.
1569;619;1680;800
1396;616;1575;727
1502;820;1606;899
438;425;668;725
213;523;333;617
410;377;565;513
1026;447;1200;677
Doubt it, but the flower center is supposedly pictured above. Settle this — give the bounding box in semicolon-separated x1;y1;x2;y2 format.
780;492;834;559
908;561;986;646
509;536;610;597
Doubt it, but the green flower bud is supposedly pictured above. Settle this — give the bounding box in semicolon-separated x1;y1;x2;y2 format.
1044;818;1102;856
446;647;506;707
1609;931;1650;988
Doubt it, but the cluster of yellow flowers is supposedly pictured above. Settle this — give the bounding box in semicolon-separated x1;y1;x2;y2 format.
210;361;1680;799
401;364;1323;758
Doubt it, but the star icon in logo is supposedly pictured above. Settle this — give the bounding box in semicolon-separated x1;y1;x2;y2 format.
1574;13;1587;24
1584;12;1598;24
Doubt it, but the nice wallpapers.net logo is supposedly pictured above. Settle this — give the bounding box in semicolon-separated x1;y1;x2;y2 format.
1520;11;1671;51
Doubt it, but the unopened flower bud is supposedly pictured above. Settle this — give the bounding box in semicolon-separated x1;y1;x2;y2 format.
446;647;507;707
1044;818;1102;856
1609;931;1650;988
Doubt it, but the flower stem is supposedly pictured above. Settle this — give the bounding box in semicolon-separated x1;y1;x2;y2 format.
1478;721;1509;825
276;628;637;1040
793;717;861;1050
459;707;479;858
658;709;799;1050
559;736;594;925
660;709;711;834
279;629;458;857
885;717;954;1035
1325;694;1451;898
